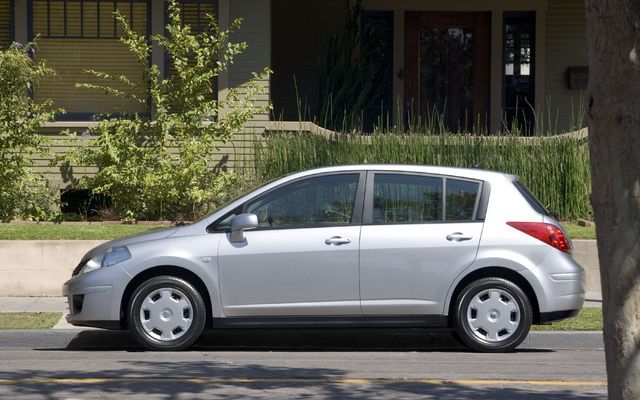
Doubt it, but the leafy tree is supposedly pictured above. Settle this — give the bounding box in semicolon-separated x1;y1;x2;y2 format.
64;0;270;220
586;0;640;398
0;42;59;220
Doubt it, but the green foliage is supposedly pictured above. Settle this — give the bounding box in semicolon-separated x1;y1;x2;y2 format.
530;307;602;331
0;312;62;329
254;132;592;220
0;42;60;221
63;0;271;220
0;223;165;240
318;0;385;131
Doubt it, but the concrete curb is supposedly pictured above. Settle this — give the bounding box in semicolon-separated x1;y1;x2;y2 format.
0;329;603;351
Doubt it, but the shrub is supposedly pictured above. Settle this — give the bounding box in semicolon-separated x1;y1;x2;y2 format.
0;42;60;220
63;0;271;220
254;132;592;220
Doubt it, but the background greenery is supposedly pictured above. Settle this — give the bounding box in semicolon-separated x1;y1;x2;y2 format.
61;0;270;221
254;132;592;221
0;43;60;221
0;312;61;329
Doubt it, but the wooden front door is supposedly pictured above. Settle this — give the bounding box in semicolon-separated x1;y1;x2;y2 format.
405;12;491;131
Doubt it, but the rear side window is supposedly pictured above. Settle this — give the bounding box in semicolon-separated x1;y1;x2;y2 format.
371;173;482;224
373;174;443;223
446;179;480;221
513;181;549;215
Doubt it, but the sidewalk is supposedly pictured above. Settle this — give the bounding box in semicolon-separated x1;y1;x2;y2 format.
0;297;76;329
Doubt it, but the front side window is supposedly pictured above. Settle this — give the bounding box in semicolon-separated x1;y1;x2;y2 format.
373;174;443;223
246;174;359;229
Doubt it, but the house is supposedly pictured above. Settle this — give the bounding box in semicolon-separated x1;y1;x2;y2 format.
1;0;588;184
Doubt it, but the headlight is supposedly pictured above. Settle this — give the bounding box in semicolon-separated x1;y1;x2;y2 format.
81;246;131;274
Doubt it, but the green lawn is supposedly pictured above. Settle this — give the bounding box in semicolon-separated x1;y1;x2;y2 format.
563;222;596;240
0;312;62;329
531;307;602;331
0;224;167;240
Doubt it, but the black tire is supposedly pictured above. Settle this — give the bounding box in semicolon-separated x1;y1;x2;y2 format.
454;277;532;352
128;276;206;351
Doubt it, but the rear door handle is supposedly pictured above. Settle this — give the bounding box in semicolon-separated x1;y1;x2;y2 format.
325;236;352;245
446;232;473;242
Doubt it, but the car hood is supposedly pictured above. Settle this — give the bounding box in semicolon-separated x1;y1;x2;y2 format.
81;226;182;261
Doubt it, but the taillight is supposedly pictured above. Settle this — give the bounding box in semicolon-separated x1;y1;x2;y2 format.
507;222;571;253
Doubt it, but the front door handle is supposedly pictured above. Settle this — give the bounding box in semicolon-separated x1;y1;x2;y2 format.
446;232;473;242
325;236;352;246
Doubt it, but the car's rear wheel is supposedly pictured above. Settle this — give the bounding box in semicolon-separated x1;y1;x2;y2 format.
128;276;206;351
454;277;532;352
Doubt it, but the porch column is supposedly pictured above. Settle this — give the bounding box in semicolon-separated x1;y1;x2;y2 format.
150;0;165;79
534;4;546;117
393;9;404;126
217;0;229;108
13;0;28;43
490;10;503;133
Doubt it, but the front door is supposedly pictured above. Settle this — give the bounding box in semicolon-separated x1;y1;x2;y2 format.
405;12;491;131
218;172;364;317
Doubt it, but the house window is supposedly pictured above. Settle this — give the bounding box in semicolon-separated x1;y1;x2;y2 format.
0;0;11;47
171;0;217;34
164;0;218;98
503;11;535;133
31;0;147;39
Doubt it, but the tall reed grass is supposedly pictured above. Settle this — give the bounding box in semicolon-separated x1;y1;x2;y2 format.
253;132;591;220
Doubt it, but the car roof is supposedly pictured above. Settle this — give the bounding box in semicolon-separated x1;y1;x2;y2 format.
284;164;518;182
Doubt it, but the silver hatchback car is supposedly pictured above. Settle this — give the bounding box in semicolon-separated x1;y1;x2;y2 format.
63;165;585;352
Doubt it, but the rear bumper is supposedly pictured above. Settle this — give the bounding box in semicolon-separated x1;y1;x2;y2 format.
526;250;586;314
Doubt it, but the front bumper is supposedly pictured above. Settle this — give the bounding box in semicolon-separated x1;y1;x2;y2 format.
62;264;131;330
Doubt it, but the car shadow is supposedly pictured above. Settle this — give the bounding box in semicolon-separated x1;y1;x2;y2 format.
38;328;551;353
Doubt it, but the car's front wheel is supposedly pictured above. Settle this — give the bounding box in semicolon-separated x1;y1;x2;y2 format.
128;276;206;351
454;277;532;352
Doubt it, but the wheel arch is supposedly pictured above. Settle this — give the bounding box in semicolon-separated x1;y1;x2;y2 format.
446;267;541;325
120;265;214;329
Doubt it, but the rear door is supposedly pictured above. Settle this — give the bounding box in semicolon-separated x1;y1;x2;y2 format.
359;171;485;315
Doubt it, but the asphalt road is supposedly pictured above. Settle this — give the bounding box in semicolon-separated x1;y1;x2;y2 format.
0;345;606;399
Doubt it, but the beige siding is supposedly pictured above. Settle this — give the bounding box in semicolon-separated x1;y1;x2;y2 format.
0;0;10;47
35;125;262;189
229;0;271;125
271;0;349;121
545;0;588;131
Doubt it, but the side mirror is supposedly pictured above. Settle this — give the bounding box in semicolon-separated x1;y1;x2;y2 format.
230;213;258;243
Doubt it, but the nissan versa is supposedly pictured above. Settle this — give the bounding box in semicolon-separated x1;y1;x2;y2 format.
63;165;585;352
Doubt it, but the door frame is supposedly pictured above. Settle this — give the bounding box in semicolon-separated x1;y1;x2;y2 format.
404;11;491;129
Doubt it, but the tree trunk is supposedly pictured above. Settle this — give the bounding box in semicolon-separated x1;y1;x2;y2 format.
585;0;640;398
